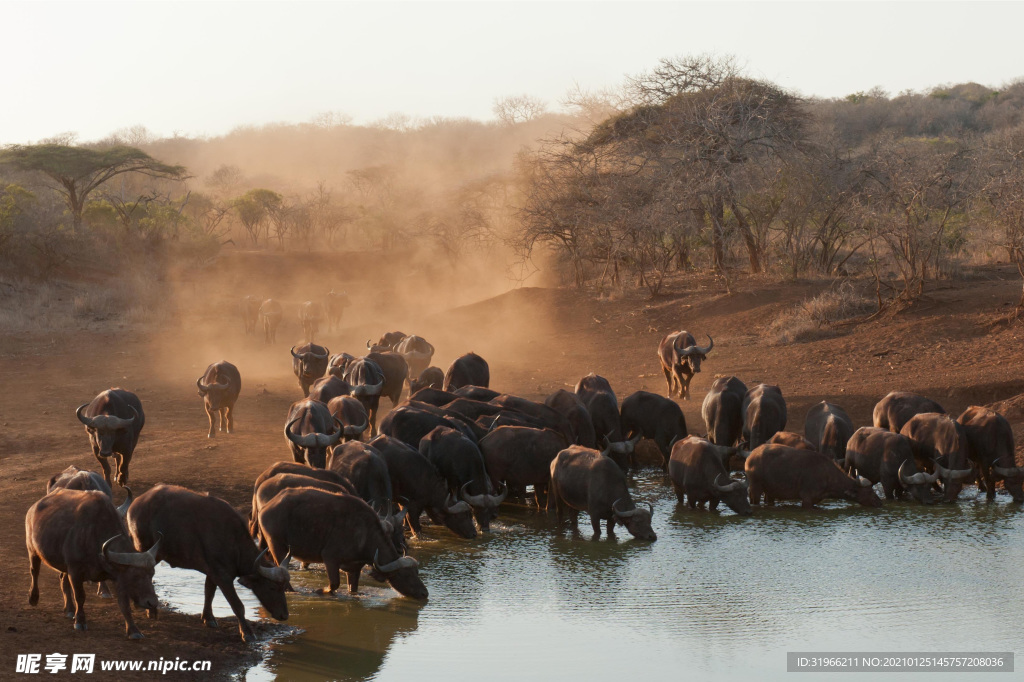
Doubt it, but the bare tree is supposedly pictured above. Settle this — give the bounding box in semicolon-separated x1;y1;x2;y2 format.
493;94;548;126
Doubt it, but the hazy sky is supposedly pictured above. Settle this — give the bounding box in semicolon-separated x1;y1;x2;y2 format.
4;1;1023;144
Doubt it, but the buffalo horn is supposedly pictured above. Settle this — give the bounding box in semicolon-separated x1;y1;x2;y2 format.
461;481;488;508
343;415;368;437
855;475;873;488
445;493;471;514
253;547;290;582
714;473;747;493
486;481;508;507
373;549;418;573
290;345;301;359
101;533;157;569
76;403;93;427
611;497;637;518
992;459;1024;478
116;487;134;518
934;460;974;481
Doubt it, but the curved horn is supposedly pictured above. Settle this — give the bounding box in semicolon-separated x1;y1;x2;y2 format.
253;547;290;582
116;487;134;518
856;475;873;488
290;345;301;358
373;549;418;573
312;347;330;360
696;334;714;355
934;459;974;481
461;481;488;508
343;415;368;437
196;377;208;393
101;534;155;569
284;417;317;448
714;473;747;493
992;458;1024;478
146;531;162;561
445;493;471;514
600;434;613;458
327;417;345;446
366;340;373;350
76;403;94;427
352;379;384;396
612;498;637;518
898;460;925;486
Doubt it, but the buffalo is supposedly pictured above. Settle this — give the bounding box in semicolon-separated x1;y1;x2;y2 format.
873;391;946;433
248;462;356;539
366;351;409;406
370;434;478;539
327;395;370;441
251;473;354;548
299;300;325;342
409;367;445;394
745;444;881;508
657;331;713;400
574;374;634;470
47;465;114;498
742;384;787;450
196;361;241;438
291;343;330;397
805;401;854;461
395;335;435;383
668;436;752;515
77;388;144;487
344;357;387;436
702;376;748;447
368;331;407;353
767;431;815;450
420;426;506;530
27;489;159;638
259;298;283;345
453;385;500;401
241;295;261;335
900;412;974;502
257;487;427;599
127;485;290;642
958;406;1024;503
325;290;350;331
548;445;657;541
845;427;939;504
621;390;689;469
443;352;490;391
545;389;597;448
327;352;356;379
308;374;351;404
479;426;567;508
380;404;476;449
284;399;344;467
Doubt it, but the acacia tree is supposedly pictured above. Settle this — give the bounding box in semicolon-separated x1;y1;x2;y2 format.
232;189;282;246
0;144;187;231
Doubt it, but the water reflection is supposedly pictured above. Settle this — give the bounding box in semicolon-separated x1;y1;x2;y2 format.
159;473;1023;682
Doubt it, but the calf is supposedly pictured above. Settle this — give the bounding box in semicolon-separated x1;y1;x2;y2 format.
548;445;657;541
76;388;145;487
127;485;290;642
324;290;350;331
196;361;242;438
27;489;160;638
574;374;634;469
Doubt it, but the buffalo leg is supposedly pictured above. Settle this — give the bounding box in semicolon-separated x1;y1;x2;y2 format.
61;573;76;617
70;573;88;631
590;515;602;540
662;368;674;398
115;585;143;639
113;453;128;487
709;498;720;511
982;467;996;501
216;578;254;642
206;404;216;438
226;406;234;434
535;484;548;510
748;482;762;506
605;518;616;537
201;576;219;627
95;454;113;487
406;505;425;537
97;580;112;597
319;559;341;595
344;567;361;595
28;553;41;606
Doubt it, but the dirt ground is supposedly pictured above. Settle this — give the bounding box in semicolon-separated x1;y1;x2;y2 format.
3;261;1023;680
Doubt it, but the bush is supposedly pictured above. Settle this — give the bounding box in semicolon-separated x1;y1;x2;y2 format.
766;281;872;345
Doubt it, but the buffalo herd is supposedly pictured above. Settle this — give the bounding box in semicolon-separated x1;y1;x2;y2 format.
24;317;1024;643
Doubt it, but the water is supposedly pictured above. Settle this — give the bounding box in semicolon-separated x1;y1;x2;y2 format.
155;473;1024;681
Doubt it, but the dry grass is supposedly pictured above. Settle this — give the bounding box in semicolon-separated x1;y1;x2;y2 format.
0;276;162;333
767;281;873;345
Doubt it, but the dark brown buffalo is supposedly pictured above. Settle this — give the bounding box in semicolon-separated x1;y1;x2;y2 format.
344;357;387;436
27;489;159;638
368;331;408;353
621;390;689;470
479;410;549;433
395;335;435;383
299;300;325;342
251;473;354;546
453;385;500;401
420;426;506;530
309;374;351;404
76;388;145;487
745;444;881;508
443;352;490;391
873;391;946;433
328;352;357;378
549;446;656;540
259;298;283;345
657;331;713;400
958;406;1024;503
900;412;974;502
573;374;635;469
127;485;290;642
545;389;597;448
325;290;350;331
327;395;370;441
291;342;330;397
248;462;356;538
370;434;478;539
805;401;854;461
241;295;261;335
845;427;939;503
409;366;445;394
196;361;242;438
767;431;816;450
366;351;409;406
409;387;460;406
380;404;475;449
257;488;427;599
668;436;752;515
742;384;787;450
702;376;748;446
284;399;344;468
327;442;393;509
403;400;486;440
479;426;567;508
